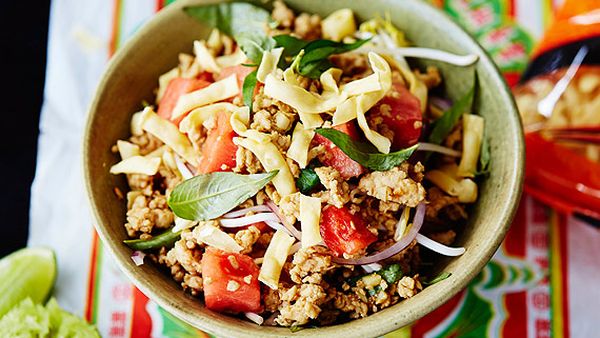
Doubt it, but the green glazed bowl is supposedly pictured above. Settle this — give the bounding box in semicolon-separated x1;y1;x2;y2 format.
84;0;524;336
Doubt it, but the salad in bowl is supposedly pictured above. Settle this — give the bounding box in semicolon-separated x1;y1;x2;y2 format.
106;0;492;330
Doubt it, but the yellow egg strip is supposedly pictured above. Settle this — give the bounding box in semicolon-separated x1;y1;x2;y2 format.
109;156;161;176
263;74;347;115
216;47;247;68
171;74;239;121
156;67;180;104
332;52;393;126
259;229;295;289
458;114;484;178
178;102;239;135
331;52;393;153
193;40;221;74
233;137;297;197
287;123;315;168
257;47;284;83
229;106;271;144
299;194;323;248
140;107;199;166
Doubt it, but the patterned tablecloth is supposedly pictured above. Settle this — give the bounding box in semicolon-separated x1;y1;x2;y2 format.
28;0;600;337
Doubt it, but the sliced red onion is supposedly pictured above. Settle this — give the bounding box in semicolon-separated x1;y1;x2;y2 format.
185;162;197;175
244;312;264;325
174;155;194;180
416;233;466;256
429;96;453;111
332;202;426;265
266;201;302;240
264;220;288;233
418;143;461;157
222;205;272;218
361;262;383;273
219;213;280;228
131;250;146;266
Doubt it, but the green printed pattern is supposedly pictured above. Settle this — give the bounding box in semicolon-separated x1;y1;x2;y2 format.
427;249;541;337
441;0;534;73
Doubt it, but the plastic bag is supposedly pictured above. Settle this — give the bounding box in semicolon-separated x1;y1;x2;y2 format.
513;0;600;220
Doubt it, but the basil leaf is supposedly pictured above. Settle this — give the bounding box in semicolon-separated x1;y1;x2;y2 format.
299;60;335;79
376;263;403;284
300;39;369;64
124;228;181;250
273;36;370;78
476;134;491;176
184;3;272;37
299;38;370;78
273;35;309;69
428;82;475;145
273;34;309;58
235;32;276;65
296;168;320;194
168;171;278;221
184;3;275;64
242;69;258;110
314;128;418;171
422;272;452;286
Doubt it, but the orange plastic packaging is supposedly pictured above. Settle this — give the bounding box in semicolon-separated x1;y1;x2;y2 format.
513;0;600;220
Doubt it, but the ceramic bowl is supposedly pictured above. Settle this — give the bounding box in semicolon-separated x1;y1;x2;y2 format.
84;0;524;336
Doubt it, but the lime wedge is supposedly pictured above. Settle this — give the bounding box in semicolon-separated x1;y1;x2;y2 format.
0;247;56;317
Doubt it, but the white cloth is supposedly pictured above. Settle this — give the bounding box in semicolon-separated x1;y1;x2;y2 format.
28;0;153;315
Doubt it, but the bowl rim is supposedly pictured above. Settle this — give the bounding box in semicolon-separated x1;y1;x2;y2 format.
83;0;524;336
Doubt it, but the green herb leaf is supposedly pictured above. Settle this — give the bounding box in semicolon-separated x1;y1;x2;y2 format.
242;69;258;110
376;264;403;284
422;272;452;286
314;128;418;171
168;171;278;221
300;39;369;64
476;133;491;176
273;34;309;58
367;285;382;296
296;168;320;194
123;228;181;250
299;59;335;79
289;324;305;333
235;32;276;64
273;35;309;69
184;3;275;64
298;38;370;78
428;84;476;145
273;36;370;78
184;3;272;37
